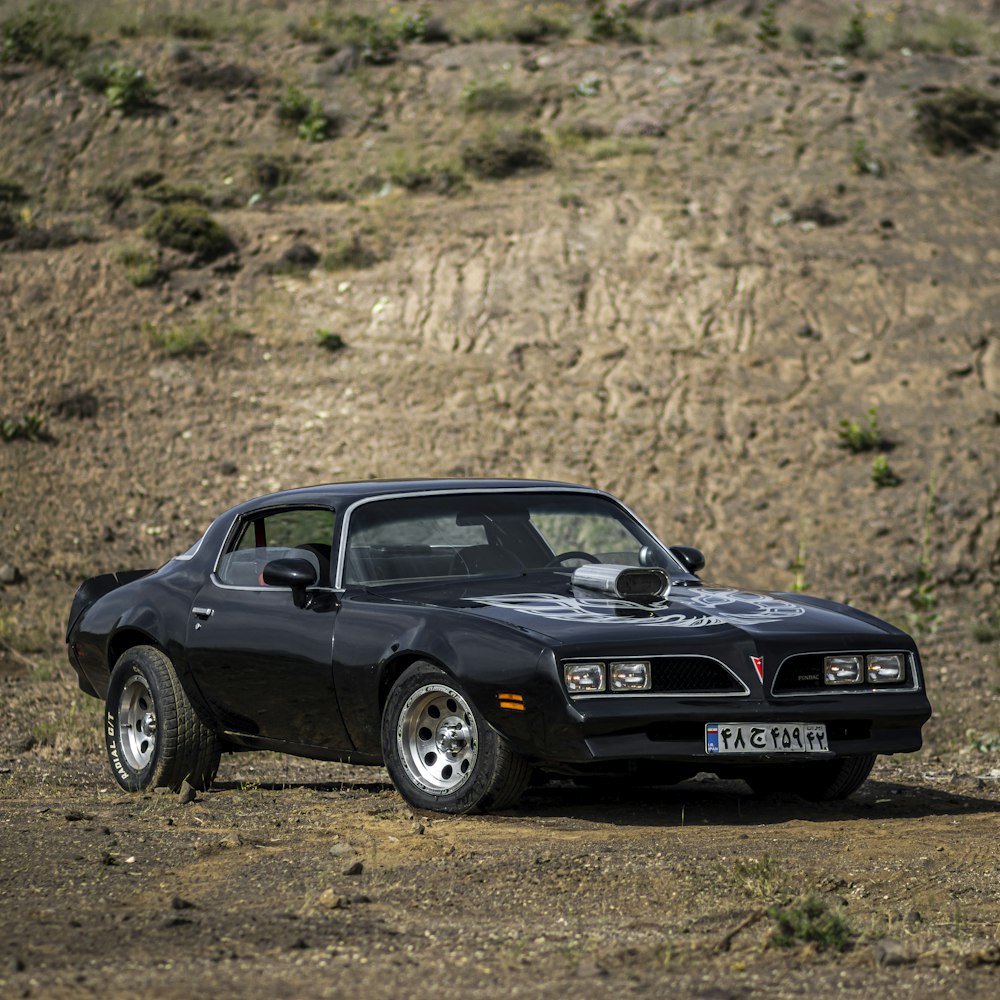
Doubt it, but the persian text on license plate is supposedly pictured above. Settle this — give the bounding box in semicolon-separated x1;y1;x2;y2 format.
705;722;829;755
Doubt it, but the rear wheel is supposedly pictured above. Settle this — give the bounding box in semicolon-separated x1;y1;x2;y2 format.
742;754;876;801
381;661;531;813
105;645;221;792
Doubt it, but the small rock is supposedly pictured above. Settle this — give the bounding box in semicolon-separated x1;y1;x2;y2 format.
329;842;355;857
318;889;350;909
289;937;309;950
412;820;425;835
850;349;871;364
64;810;92;822
342;860;364;876
218;461;239;476
0;564;20;585
8;957;25;973
613;111;666;137
873;938;910;966
171;896;194;910
796;323;820;340
177;781;197;804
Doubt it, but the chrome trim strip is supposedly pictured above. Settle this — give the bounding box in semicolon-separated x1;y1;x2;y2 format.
562;653;750;698
769;650;920;698
332;486;683;591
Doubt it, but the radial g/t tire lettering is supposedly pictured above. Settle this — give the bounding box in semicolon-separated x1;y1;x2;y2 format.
105;645;221;792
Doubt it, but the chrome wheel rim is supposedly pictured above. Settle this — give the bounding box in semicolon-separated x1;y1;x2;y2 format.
118;673;157;771
396;683;478;796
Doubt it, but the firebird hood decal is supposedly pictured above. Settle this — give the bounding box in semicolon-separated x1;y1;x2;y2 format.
472;588;806;628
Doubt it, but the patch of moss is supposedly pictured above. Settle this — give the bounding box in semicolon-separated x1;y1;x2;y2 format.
143;203;234;263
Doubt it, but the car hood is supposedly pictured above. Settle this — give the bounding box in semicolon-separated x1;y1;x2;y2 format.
385;576;902;646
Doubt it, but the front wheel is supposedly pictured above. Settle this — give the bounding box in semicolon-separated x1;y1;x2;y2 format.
742;754;876;801
381;661;531;813
105;645;221;792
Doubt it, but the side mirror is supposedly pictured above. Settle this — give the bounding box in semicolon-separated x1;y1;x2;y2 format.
263;558;318;606
669;545;705;575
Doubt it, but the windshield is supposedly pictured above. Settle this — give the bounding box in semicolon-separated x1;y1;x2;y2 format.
341;492;679;587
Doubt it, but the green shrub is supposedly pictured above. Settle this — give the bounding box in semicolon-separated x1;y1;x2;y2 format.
277;86;334;142
145;319;211;357
315;329;346;352
163;13;216;40
298;98;332;142
756;2;781;49
768;896;855;952
461;79;530;114
588;2;639;43
840;2;867;56
789;23;816;48
387;152;464;195
0;414;47;442
81;60;157;113
462;128;551;179
915;87;1000;155
870;455;900;488
837;408;883;453
507;5;571;44
115;245;162;287
277;84;311;123
143;202;234;262
0;3;88;66
339;13;400;64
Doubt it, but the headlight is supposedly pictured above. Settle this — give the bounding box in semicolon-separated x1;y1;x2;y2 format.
564;662;605;693
867;653;904;684
610;660;651;691
824;655;863;685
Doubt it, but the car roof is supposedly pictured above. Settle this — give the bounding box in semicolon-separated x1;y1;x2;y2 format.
236;478;599;512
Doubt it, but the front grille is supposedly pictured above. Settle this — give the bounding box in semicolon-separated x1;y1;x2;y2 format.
773;652;910;694
650;656;744;693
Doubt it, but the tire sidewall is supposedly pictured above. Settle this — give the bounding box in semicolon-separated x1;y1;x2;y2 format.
105;650;170;791
382;663;500;814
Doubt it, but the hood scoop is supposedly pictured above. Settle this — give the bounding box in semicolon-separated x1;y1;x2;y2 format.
571;564;671;601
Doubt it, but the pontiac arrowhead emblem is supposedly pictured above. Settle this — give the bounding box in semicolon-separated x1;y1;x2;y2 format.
750;656;764;684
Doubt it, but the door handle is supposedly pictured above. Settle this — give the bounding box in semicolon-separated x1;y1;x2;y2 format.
192;607;215;620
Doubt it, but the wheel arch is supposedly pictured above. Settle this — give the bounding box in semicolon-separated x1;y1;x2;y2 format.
107;627;163;672
378;651;454;712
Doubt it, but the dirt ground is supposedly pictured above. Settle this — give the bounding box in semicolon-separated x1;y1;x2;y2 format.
2;1;1000;996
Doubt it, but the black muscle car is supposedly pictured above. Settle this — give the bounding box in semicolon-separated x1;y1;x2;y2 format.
67;479;931;813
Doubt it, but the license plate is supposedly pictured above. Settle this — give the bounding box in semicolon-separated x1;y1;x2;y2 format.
705;722;829;755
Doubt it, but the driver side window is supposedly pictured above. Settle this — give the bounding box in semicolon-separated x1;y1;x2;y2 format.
216;508;335;587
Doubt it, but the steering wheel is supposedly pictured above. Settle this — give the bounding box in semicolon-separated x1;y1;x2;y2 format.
546;550;600;567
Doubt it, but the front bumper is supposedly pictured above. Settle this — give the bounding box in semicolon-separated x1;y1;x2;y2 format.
536;689;932;764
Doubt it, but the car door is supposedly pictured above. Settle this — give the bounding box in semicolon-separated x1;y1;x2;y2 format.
183;506;352;751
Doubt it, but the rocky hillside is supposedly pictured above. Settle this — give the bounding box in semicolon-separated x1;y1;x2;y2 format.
2;0;999;666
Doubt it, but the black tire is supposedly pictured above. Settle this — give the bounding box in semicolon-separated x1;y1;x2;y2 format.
381;661;531;814
105;645;221;793
742;754;877;801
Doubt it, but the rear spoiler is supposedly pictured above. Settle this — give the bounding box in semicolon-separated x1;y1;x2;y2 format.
65;569;155;642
